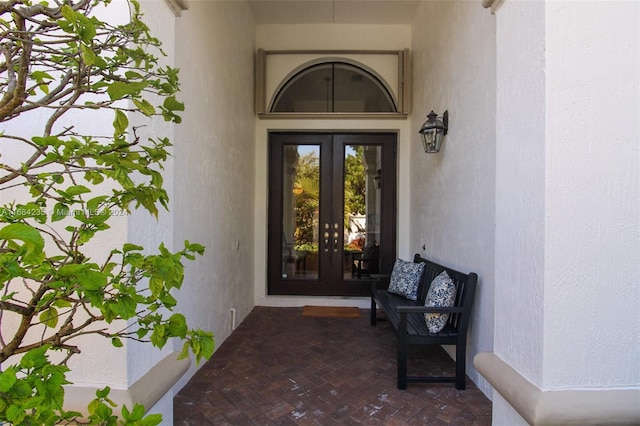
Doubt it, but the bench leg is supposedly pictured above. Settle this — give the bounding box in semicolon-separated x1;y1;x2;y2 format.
370;297;377;326
455;339;467;390
397;316;408;390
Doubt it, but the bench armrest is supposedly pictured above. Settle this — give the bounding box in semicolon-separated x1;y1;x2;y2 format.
370;274;391;280
395;306;465;314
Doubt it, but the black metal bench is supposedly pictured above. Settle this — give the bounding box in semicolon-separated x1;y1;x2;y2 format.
370;254;478;390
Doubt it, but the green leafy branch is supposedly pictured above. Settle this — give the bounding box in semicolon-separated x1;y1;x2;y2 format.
0;0;212;424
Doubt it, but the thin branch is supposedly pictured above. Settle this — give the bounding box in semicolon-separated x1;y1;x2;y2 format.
0;14;31;120
0;300;31;316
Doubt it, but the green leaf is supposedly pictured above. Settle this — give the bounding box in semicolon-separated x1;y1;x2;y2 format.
6;404;26;424
94;401;114;420
88;398;100;415
81;43;97;66
113;110;129;137
0;223;45;264
111;337;124;348
95;387;111;399
38;82;50;94
185;241;206;255
158;291;177;309
148;276;163;298
31;70;54;82
123;243;143;252
20;346;50;369
107;81;149;101
125;71;143;80
59;4;96;43
65;185;91;197
53;299;72;309
177;341;190;361
80;269;108;291
123;403;145;421
163;96;184;112
133;98;156;116
39;307;59;328
86;196;108;212
52;203;69;222
115;295;137;319
0;368;17;392
84;170;105;184
10;380;32;398
150;325;167;348
168;314;187;339
139;413;163;426
31;136;61;147
199;333;215;360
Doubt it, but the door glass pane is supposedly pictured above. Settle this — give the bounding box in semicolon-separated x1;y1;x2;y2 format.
343;145;382;279
282;145;320;280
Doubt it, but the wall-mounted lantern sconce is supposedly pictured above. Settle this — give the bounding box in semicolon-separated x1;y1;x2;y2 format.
373;169;381;189
419;110;449;153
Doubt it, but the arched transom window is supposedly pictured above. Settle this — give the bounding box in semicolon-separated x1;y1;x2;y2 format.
271;61;397;113
255;49;411;117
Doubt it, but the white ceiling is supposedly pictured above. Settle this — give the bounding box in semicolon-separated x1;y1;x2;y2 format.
248;0;420;24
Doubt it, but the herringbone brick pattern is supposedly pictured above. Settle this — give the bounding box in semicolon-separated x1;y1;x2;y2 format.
174;307;491;425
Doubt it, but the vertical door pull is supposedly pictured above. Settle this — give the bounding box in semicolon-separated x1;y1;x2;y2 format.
324;224;330;252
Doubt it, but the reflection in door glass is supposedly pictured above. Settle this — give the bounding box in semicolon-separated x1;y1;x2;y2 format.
282;145;319;279
344;145;382;280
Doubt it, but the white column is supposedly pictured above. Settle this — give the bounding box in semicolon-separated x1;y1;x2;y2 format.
479;1;640;424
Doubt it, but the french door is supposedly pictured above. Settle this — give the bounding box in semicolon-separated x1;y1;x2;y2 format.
268;132;397;296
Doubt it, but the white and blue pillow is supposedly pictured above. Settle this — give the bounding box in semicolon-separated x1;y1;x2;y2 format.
424;270;457;333
387;259;425;301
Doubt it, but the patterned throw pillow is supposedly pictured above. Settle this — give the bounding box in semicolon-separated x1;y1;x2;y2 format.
387;259;426;301
424;271;457;333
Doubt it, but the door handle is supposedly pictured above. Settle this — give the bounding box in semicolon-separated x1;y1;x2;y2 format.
323;223;330;252
333;223;339;253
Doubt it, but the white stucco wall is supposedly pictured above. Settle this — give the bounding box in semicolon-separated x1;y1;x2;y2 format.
494;0;546;385
172;0;257;391
253;24;413;308
493;0;640;423
493;1;546;421
543;0;639;389
410;1;497;397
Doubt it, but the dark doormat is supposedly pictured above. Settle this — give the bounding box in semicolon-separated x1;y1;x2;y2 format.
302;305;361;318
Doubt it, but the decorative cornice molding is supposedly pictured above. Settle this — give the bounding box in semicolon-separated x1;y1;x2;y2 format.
164;0;189;17
482;0;505;14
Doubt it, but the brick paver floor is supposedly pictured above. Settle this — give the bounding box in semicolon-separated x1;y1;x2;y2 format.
174;306;492;425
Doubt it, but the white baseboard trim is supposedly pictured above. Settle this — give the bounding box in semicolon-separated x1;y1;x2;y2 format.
474;352;640;425
64;351;191;418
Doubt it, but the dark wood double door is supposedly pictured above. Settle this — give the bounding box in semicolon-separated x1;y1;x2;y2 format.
268;132;397;296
